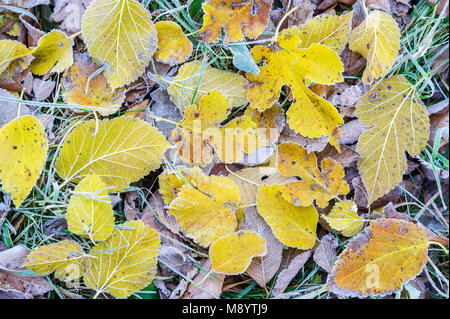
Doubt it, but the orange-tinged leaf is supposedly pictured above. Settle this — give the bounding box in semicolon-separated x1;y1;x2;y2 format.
29;30;73;75
199;0;273;43
349;10;400;84
0;39;33;80
256;184;318;249
0;115;48;207
154;21;192;66
355;75;430;205
168;173;240;247
209;230;266;275
62;52;125;116
329;218;429;297
298;12;353;54
84;220;160;298
55;116;170;191
81;0;157;90
324;200;364;237
247;27;344;149
23;240;89;281
276;142;349;208
66;174;115;242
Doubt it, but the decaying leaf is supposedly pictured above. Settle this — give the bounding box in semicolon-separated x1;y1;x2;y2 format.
324;200;364;237
0;115;48;207
298;12;353;53
241;207;283;287
167;60;248;111
198;0;273;43
66;174;115;242
209;230;266;275
81;0;158;90
349;10;400;84
0;40;33;80
168;173;240;247
247;27;344;149
84;220;160;298
329;218;429;297
313;233;338;273
154;21;192;66
62;52;125;115
355;75;430;205
23;240;88;281
55;116;169;191
256;184;318;249
29;30;73;75
277;142;349;208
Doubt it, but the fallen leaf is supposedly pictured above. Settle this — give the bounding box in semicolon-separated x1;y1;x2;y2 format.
0;39;33;80
329;218;429;297
0;115;48;207
324;200;364;237
149;88;183;138
317;144;360;168
355;75;430;205
313;233;338;273
198;0;273;43
81;0;158;90
158;167;205;205
184;259;224;299
209;230;266;275
84;220;160;298
55;116;170;191
154;21;192;66
50;0;92;34
0;88;31;128
279;125;329;153
256;184;318;249
158;245;194;277
0;0;49;8
349;10;400;84
66;174;115;242
32;78;55;102
339;119;366;145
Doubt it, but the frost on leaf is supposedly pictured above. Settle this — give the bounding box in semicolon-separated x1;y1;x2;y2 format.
209;230;266;275
256;184;318;249
324;200;364;237
55;116;170;191
81;0;158;90
67;174;115;242
0;40;33;80
155;21;193;66
298;12;353;54
159;167;205;205
247;27;344;149
84;220;160;298
167;60;248;111
329;218;429;297
168;173;240;247
0;115;48;207
349;10;400;84
276;142;349;208
23;240;89;281
355;75;430;205
198;0;273;43
62;52;125;116
29;30;73;75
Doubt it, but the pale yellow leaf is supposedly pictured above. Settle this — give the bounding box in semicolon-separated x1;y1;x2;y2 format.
324;200;364;237
0;39;33;80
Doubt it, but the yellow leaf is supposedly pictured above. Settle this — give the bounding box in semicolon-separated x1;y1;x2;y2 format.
0;39;33;80
29;30;73;75
329;218;429;297
324;200;364;237
159;167;204;205
198;0;272;43
256;184;318;249
298;12;353;54
55;116;170;191
276;142;349;208
81;0;157;90
0;115;48;207
23;240;89;281
168;174;240;247
154;21;192;66
349;10;400;84
209;230;266;275
84;220;160;298
168;60;248;111
67;174;115;241
0;12;21;37
247;27;344;149
62;52;125;116
355;75;430;205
